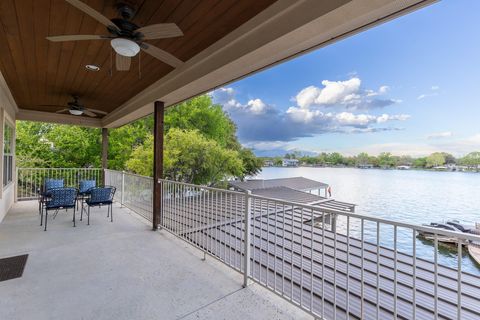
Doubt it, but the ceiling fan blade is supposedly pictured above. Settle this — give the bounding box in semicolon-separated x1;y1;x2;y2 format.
137;23;183;40
55;109;70;114
141;44;183;68
65;0;119;31
37;104;65;107
82;109;97;117
85;107;108;115
46;35;108;42
115;54;131;71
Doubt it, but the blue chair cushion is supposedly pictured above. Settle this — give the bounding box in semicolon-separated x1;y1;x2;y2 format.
86;187;116;206
79;180;96;194
44;179;64;191
45;188;77;210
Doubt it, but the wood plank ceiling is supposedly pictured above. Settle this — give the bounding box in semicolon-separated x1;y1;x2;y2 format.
0;0;277;117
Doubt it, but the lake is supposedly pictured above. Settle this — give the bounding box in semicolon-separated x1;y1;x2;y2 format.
256;167;480;275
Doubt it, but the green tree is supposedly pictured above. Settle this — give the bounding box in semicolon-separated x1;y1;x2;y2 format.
413;157;427;168
355;152;371;166
238;148;263;179
378;152;396;168
327;152;344;165
164;129;243;185
459;152;480;170
426;152;446;168
164;95;238;149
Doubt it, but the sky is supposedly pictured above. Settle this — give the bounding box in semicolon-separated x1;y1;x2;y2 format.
210;1;480;157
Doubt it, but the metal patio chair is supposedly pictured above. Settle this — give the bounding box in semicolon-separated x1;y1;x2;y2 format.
77;179;96;214
83;186;116;225
38;179;64;215
41;187;78;231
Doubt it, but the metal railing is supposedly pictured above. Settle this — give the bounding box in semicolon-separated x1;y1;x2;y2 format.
157;179;480;320
104;169;153;222
16;168;103;200
99;170;480;319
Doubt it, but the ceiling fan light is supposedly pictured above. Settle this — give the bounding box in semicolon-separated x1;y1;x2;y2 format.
111;38;140;57
69;109;83;116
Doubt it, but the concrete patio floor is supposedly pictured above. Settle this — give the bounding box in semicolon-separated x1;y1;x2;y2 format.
0;201;310;320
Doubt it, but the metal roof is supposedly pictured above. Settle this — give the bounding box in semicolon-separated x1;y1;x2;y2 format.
251;186;355;212
229;177;329;192
162;193;480;320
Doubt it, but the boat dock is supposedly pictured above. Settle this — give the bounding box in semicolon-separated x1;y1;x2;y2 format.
161;192;480;320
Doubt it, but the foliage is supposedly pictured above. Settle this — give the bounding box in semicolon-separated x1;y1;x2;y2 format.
16;94;263;185
16;121;100;168
238;148;263;179
263;151;478;171
426;152;446;168
164;95;239;149
412;157;427;168
458;152;480;169
163;129;243;185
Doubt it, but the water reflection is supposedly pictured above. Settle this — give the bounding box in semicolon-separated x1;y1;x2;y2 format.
258;167;480;275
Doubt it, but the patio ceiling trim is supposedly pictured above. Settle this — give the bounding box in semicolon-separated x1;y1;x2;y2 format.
17;109;101;127
100;0;436;128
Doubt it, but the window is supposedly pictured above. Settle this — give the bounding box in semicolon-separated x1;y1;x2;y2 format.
3;122;13;186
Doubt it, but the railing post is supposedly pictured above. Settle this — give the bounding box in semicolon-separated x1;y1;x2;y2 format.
243;190;252;288
121;170;125;207
14;167;18;202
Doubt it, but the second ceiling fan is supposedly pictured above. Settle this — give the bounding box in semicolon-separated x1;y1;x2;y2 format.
47;0;184;71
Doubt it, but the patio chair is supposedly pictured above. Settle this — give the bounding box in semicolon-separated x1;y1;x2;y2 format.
77;179;96;214
38;179;64;215
41;187;78;231
84;186;116;225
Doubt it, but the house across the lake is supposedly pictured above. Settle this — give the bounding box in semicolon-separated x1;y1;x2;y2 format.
282;158;299;167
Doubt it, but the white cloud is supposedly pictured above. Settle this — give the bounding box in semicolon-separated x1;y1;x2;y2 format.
294;77;398;110
427;131;453;139
418;86;440;100
295;78;361;108
212;85;410;145
246;99;268;114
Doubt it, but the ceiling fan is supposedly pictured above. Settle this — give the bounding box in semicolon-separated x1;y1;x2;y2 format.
39;95;108;117
46;0;184;71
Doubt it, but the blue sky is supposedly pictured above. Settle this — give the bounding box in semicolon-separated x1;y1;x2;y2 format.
211;1;480;157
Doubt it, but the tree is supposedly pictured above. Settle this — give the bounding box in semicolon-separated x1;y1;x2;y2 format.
355;152;371;166
377;152;397;168
126;129;244;185
459;152;480;170
327;152;344;165
413;157;427;168
238;148;263;179
164;129;243;185
426;152;446;168
164;95;238;149
16;121;101;168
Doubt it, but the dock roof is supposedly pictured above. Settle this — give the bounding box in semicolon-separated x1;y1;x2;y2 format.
229;177;329;192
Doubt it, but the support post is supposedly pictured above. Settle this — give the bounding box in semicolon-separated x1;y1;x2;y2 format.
121;171;125;207
153;101;164;231
243;190;252;287
101;128;108;185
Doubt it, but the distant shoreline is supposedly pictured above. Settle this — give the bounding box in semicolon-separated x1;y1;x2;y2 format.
262;165;480;173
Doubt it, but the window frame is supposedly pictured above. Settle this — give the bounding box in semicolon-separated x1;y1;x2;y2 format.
3;119;14;187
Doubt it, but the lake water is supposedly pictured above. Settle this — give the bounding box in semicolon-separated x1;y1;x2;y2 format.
256;167;480;275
